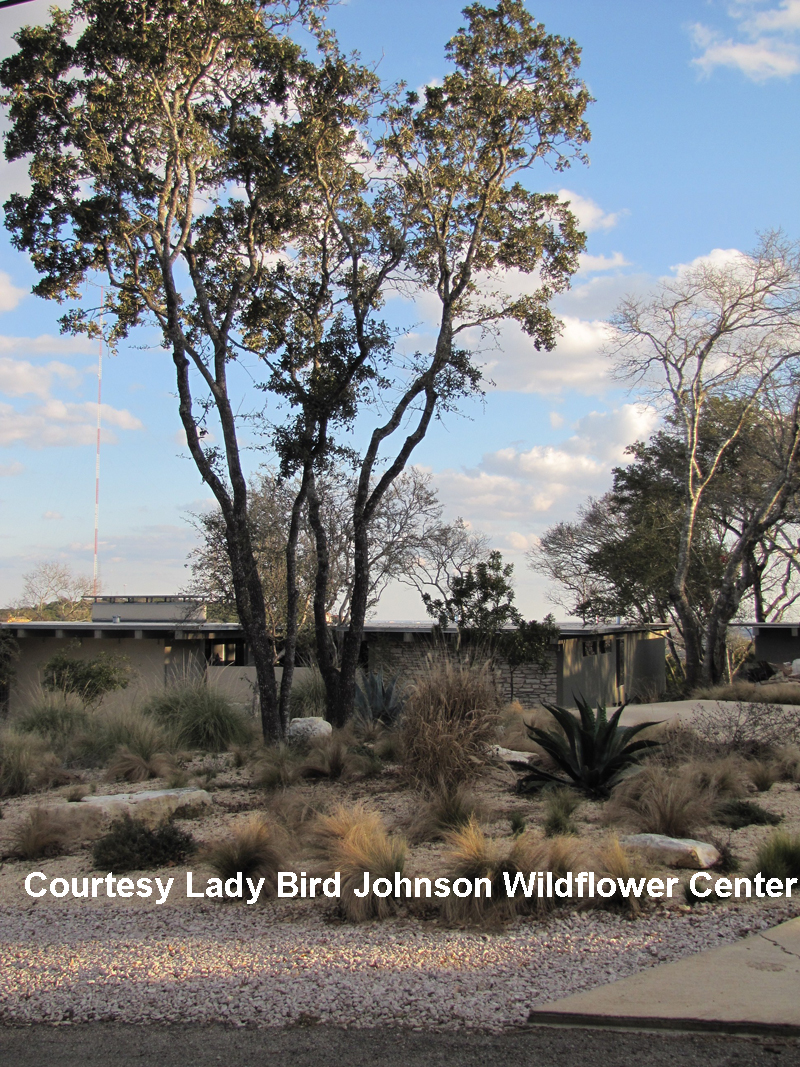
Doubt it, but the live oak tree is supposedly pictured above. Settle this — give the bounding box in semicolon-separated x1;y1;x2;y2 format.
2;0;590;732
249;0;591;725
0;0;324;741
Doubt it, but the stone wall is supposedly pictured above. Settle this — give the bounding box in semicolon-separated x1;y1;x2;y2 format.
365;633;558;707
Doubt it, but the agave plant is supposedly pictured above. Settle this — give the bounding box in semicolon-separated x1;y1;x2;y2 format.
511;696;662;798
354;671;404;729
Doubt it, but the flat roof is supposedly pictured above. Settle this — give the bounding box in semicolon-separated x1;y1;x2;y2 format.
2;621;242;638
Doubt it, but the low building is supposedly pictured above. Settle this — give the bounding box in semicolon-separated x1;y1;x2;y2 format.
0;597;669;714
358;621;669;708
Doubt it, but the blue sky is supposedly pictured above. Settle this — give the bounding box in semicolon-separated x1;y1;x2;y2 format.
0;0;798;617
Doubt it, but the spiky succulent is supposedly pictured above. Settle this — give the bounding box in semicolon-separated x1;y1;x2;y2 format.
511;696;662;798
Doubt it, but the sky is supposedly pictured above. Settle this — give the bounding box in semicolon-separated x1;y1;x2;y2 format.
0;0;798;619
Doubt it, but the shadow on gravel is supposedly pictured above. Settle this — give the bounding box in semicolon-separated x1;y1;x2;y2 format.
1;1024;799;1067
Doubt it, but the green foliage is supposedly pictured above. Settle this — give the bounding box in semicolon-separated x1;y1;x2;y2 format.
716;799;782;829
513;696;663;798
92;815;195;873
143;683;253;752
509;811;526;836
42;649;131;708
424;550;520;635
354;671;404;729
76;709;174;766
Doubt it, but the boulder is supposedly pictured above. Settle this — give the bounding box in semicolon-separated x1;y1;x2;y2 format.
489;745;536;765
79;786;213;827
286;716;332;745
620;833;721;869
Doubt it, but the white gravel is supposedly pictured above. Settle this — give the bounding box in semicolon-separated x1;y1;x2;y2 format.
2;900;798;1031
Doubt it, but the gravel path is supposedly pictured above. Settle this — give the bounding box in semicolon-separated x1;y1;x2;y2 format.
2;900;798;1031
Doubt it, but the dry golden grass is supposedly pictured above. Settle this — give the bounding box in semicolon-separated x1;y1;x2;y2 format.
251;745;302;790
309;802;407;922
0;728;65;797
605;764;715;838
440;818;517;925
299;734;381;782
107;746;175;784
10;807;69;860
203;815;288;896
683;756;749;799
401;659;500;790
774;745;800;782
693;681;800;706
265;787;325;837
408;783;484;843
497;702;551;754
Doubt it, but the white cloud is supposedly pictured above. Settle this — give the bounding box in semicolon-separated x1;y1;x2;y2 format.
690;7;800;81
548;411;564;428
0;400;143;448
0;357;80;399
0;273;26;313
42;511;62;521
0;334;96;356
577;251;631;275
557;189;626;232
482;315;613;395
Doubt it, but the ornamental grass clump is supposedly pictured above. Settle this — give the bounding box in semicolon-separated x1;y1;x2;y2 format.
714;798;781;830
401;659;499;790
542;785;580;837
0;728;63;797
409;782;483;843
309;802;407;922
204;815;287;896
10;807;69;860
750;832;800;882
15;690;88;752
107;746;175;784
143;682;253;752
511;697;662;798
440;818;518;925
252;744;302;791
76;708;175;767
604;764;714;838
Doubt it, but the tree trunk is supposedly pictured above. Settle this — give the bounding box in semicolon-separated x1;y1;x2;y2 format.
278;470;311;732
306;473;341;720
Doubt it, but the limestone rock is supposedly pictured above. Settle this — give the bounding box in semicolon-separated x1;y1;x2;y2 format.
79;786;212;827
621;833;721;869
286;716;332;745
489;745;535;765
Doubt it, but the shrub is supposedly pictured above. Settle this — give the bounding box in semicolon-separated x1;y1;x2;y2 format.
10;807;68;860
542;785;580;837
143;682;253;751
690;700;800;756
747;760;777;792
252;745;301;790
92;814;195;873
750;832;800;881
0;728;63;797
513;697;662;798
693;681;800;706
42;649;131;707
204;815;287;896
310;803;407;922
684;757;749;799
107;746;175;784
288;670;328;719
714;799;782;829
605;765;714;837
15;691;88;750
409;783;483;842
400;659;499;790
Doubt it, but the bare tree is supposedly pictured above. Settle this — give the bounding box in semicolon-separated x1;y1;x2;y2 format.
610;233;800;686
20;561;93;621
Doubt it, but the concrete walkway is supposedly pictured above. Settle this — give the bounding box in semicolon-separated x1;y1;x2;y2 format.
531;916;800;1036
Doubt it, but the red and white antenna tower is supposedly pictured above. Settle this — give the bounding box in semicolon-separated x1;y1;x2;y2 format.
92;290;103;597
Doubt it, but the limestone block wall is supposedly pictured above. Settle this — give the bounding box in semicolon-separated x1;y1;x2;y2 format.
365;634;558;707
